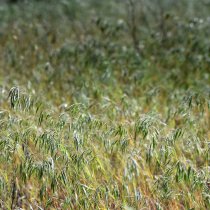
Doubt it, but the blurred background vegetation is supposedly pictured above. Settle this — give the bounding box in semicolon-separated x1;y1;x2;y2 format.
1;0;209;97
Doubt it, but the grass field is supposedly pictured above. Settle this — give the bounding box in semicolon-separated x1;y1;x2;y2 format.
0;0;209;209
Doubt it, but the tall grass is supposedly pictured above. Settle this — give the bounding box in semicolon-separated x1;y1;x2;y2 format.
0;0;209;209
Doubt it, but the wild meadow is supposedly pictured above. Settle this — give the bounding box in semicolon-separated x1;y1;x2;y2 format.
0;0;209;209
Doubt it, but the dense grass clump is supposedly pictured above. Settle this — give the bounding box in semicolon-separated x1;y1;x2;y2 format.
0;0;209;209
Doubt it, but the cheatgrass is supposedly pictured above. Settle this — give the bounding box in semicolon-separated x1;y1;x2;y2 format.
0;0;209;209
